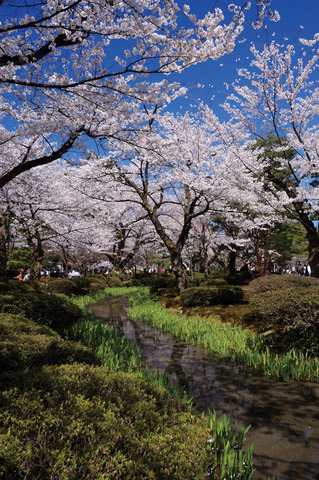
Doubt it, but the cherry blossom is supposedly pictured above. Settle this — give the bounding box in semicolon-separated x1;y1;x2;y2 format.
214;40;319;275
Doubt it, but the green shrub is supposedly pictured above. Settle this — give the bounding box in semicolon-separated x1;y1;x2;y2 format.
0;364;210;480
0;313;99;381
189;272;226;287
181;286;244;307
200;278;227;286
7;249;31;279
250;287;319;355
148;275;177;293
87;282;105;292
131;273;176;292
105;275;122;287
47;277;107;294
7;279;43;292
249;274;319;295
225;272;250;285
45;277;91;295
87;274;108;285
207;268;225;277
0;291;82;332
188;273;205;287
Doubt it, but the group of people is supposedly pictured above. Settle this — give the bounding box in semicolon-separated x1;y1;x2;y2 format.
16;269;30;281
278;261;312;276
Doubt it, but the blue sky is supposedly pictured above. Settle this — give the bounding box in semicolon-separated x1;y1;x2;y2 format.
167;0;319;116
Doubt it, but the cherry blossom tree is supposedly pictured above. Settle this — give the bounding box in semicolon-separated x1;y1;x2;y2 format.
2;163;91;280
40;163;159;275
69;110;246;291
183;214;230;277
0;0;259;188
101;214;157;273
219;39;319;276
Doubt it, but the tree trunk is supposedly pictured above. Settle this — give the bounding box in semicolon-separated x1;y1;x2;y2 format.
263;227;271;276
306;233;319;277
254;236;264;276
298;212;319;277
27;232;44;281
228;249;237;275
0;209;10;285
171;251;189;293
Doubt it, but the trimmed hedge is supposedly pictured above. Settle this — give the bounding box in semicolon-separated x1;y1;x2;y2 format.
225;272;251;285
200;278;228;287
0;364;210;480
0;291;82;332
87;274;109;284
132;273;177;292
105;275;122;287
249;274;319;295
181;286;244;307
249;286;319;355
188;273;205;287
0;313;99;382
45;277;92;295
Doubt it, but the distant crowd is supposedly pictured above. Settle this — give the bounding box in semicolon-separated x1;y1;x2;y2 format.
277;262;311;276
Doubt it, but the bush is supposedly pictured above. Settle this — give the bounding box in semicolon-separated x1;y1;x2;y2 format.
45;277;92;295
225;272;250;285
0;313;99;382
149;275;177;293
87;282;105;292
249;286;319;355
249;274;319;295
0;364;210;480
200;278;227;287
105;275;122;287
188;273;205;287
189;272;226;288
131;273;176;292
181;286;244;307
0;291;82;332
87;274;108;285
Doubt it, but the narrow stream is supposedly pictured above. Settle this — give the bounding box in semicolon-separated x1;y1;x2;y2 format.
90;296;319;480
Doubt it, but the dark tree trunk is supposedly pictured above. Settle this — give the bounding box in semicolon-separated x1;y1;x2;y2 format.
0;209;10;285
263;227;271;276
228;249;237;275
27;232;44;281
171;251;189;293
30;249;44;281
306;232;319;277
298;212;319;277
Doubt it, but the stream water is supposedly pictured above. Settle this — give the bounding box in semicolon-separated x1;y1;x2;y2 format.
90;296;319;480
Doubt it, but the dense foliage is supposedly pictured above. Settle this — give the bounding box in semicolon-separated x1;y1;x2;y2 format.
0;364;211;480
249;274;319;294
127;273;177;294
45;278;92;296
0;290;82;332
0;313;100;390
181;286;244;307
248;275;319;355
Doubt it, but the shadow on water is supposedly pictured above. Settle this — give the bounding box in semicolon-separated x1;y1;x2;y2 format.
90;296;319;480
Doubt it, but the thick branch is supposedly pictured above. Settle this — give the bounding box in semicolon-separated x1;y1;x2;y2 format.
0;128;83;189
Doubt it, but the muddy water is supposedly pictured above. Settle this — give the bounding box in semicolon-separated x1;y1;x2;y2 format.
90;297;319;480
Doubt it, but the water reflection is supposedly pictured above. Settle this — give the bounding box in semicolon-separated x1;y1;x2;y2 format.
90;296;319;480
